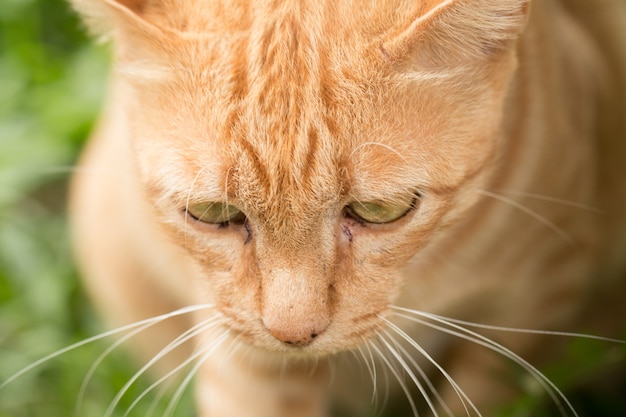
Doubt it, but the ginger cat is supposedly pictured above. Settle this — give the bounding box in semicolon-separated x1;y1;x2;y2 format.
68;0;626;415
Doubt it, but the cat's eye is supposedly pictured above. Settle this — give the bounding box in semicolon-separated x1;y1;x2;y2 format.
186;202;246;225
346;195;419;224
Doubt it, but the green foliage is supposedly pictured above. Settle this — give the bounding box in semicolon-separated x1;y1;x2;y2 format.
0;0;193;415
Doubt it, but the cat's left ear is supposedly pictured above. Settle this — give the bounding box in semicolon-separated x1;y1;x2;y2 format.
382;0;531;66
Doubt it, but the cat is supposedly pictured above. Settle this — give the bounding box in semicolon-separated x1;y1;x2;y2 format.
65;0;626;415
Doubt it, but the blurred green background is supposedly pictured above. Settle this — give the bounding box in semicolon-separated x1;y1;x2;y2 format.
0;0;624;416
0;0;193;415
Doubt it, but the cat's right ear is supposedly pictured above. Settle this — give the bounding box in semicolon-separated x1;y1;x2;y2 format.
71;0;161;37
70;0;170;60
381;0;531;67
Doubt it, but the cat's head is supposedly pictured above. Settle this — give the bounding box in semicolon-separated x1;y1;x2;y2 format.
73;0;529;354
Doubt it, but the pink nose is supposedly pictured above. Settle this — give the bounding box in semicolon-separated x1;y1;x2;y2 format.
264;319;329;347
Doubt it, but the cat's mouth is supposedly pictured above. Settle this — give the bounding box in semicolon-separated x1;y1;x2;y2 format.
221;318;328;355
216;306;386;357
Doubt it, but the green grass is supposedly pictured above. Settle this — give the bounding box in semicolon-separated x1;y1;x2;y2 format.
0;1;624;416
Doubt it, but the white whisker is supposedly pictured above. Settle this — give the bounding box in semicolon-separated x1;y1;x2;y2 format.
328;355;338;389
223;166;235;207
372;333;420;417
349;141;408;162
123;345;206;417
491;190;602;213
103;314;223;417
308;355;321;378
476;189;576;246
396;309;625;344
0;304;213;391
2;165;114;180
75;319;168;416
237;342;258;380
355;345;378;404
380;330;440;417
397;68;466;83
391;308;579;417
162;331;231;417
382;319;480;417
145;377;175;417
207;330;245;380
368;340;392;416
121;316;225;417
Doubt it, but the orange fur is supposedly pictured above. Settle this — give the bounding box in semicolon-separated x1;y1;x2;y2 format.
70;0;626;415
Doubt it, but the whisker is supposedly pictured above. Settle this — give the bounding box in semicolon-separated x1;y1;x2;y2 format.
1;165;114;180
223;166;235;208
346;346;384;416
382;319;479;417
476;189;576;246
368;340;392;416
397;68;466;83
372;332;420;417
0;304;214;390
162;331;231;417
237;342;258;380
379;330;440;417
103;314;223;417
328;354;338;389
145;377;175;417
75;319;170;417
307;355;321;378
349;141;408;162
121;317;226;417
489;190;602;213
123;345;206;417
391;308;578;417
396;309;626;344
206;329;244;379
354;345;378;404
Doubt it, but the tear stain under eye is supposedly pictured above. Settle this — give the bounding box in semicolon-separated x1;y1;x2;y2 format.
341;224;353;243
244;221;253;244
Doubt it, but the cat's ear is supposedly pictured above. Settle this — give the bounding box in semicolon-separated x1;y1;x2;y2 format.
382;0;531;66
70;0;175;75
70;0;161;35
70;0;168;46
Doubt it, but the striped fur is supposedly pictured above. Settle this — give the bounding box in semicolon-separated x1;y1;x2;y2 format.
70;0;626;415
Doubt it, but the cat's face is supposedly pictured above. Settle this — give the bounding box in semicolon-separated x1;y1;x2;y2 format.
100;0;527;354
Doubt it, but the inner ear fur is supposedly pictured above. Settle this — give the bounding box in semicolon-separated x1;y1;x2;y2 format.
382;0;531;66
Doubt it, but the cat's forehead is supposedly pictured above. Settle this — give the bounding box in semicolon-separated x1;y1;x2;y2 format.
132;1;434;158
133;0;498;217
141;34;445;205
158;12;409;193
135;27;424;209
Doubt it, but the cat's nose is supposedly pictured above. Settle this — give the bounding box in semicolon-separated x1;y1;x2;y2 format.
264;318;329;347
260;267;331;347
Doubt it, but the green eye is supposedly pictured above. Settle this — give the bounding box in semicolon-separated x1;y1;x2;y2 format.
346;196;417;224
186;202;246;224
